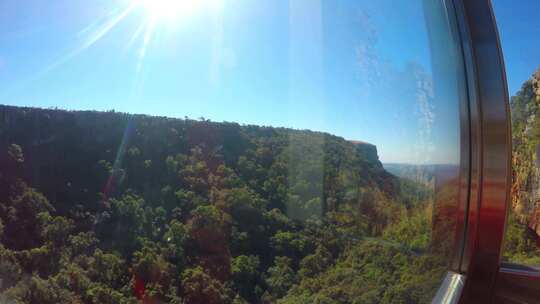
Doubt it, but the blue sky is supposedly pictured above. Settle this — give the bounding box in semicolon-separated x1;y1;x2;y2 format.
0;0;534;164
492;0;540;95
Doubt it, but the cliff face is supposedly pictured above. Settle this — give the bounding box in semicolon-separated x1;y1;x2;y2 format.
349;140;380;165
348;140;401;199
511;68;540;237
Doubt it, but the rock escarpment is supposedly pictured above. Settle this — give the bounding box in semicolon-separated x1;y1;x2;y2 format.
349;140;380;164
511;68;540;237
349;140;398;196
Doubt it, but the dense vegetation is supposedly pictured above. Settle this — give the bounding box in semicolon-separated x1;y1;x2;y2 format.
507;68;540;265
0;105;446;303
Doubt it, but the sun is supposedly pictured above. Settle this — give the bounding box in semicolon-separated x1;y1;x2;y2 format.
137;0;209;24
53;0;223;79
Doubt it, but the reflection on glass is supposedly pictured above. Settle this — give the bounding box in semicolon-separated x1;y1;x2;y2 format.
504;68;540;266
0;0;466;303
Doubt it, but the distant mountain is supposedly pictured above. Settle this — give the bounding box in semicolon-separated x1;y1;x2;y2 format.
383;163;436;187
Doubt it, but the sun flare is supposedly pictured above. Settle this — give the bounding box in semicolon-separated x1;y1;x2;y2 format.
137;0;211;24
45;0;222;80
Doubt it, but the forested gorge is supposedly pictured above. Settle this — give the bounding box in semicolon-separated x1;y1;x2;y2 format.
0;105;446;303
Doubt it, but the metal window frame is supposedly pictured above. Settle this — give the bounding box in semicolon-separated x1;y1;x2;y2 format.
494;263;540;303
451;0;511;301
438;0;540;303
453;0;512;302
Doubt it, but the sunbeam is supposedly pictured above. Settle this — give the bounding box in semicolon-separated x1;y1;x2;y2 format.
125;20;148;53
41;1;138;75
2;0;221;102
136;17;158;74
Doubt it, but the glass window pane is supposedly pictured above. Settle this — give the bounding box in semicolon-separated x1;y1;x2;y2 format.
0;0;467;302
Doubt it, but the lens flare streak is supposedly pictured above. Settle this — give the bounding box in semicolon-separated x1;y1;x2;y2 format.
42;0;219;78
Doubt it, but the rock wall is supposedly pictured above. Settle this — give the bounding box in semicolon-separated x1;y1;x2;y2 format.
511;68;540;237
349;140;380;165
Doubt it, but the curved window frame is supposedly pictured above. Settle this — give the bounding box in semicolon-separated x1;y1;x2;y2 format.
432;0;540;303
453;0;512;301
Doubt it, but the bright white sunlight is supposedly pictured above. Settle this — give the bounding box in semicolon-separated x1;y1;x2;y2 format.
136;0;217;25
42;0;223;78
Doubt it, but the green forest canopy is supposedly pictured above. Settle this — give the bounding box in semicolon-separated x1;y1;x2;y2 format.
0;105;452;303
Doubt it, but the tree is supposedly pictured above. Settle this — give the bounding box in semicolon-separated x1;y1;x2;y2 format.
3;275;79;304
132;243;173;302
299;245;332;278
162;219;188;265
271;231;308;259
0;245;22;292
7;144;24;163
40;214;75;246
265;256;297;300
3;184;54;250
181;266;230;304
100;192;146;254
67;232;98;257
87;249;130;290
231;255;262;302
